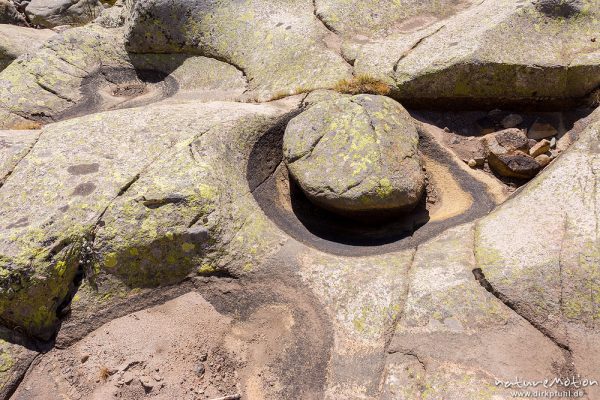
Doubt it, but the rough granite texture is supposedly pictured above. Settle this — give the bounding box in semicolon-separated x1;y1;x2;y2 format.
283;94;425;216
354;0;600;105
476;107;600;398
124;0;352;101
0;0;598;397
0;100;291;339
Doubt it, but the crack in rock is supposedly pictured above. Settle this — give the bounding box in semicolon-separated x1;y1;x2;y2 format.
472;267;571;352
393;25;445;73
0;131;42;189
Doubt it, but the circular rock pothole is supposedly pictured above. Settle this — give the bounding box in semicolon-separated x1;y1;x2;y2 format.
59;67;179;120
248;112;498;256
248;103;594;256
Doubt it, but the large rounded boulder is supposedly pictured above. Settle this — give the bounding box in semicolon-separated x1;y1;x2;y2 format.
283;94;425;217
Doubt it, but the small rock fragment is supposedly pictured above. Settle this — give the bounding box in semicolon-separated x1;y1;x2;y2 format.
467;159;477;168
550;137;557;149
122;372;134;384
535;154;552;167
80;354;90;363
140;375;154;391
501;114;523;129
528;119;558;140
481;128;529;157
529;139;551;157
488;151;541;179
195;362;205;376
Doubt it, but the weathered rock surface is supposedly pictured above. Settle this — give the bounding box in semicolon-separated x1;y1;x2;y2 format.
476;108;600;398
283;94;425;216
0;0;598;398
314;0;478;38
0;100;291;339
25;0;104;28
482;129;543;179
384;224;567;399
482;128;529;154
0;24;55;71
0;24;248;128
528;118;559;140
529;138;551;157
0;327;37;399
0;25;128;128
0;129;39;186
124;0;352;101
298;245;413;398
354;0;600;106
90;102;290;293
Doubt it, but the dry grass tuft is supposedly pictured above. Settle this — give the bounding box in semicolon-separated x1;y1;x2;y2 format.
99;366;110;382
333;75;391;96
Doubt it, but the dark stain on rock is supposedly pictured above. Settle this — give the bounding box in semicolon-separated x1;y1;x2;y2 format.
72;182;96;197
67;163;100;175
535;0;582;18
6;217;29;229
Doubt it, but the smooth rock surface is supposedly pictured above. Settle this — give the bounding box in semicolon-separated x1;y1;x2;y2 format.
354;0;600;106
25;0;104;28
124;0;352;101
0;24;55;71
283;94;425;216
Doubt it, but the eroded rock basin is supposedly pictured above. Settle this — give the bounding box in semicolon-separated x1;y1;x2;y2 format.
0;94;598;400
0;0;599;397
250;104;593;256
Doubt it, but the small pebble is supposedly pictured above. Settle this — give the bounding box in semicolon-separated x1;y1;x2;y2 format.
195;362;206;376
468;159;477;168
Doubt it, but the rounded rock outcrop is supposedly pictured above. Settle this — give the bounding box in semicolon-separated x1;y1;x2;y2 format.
283;94;425;218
